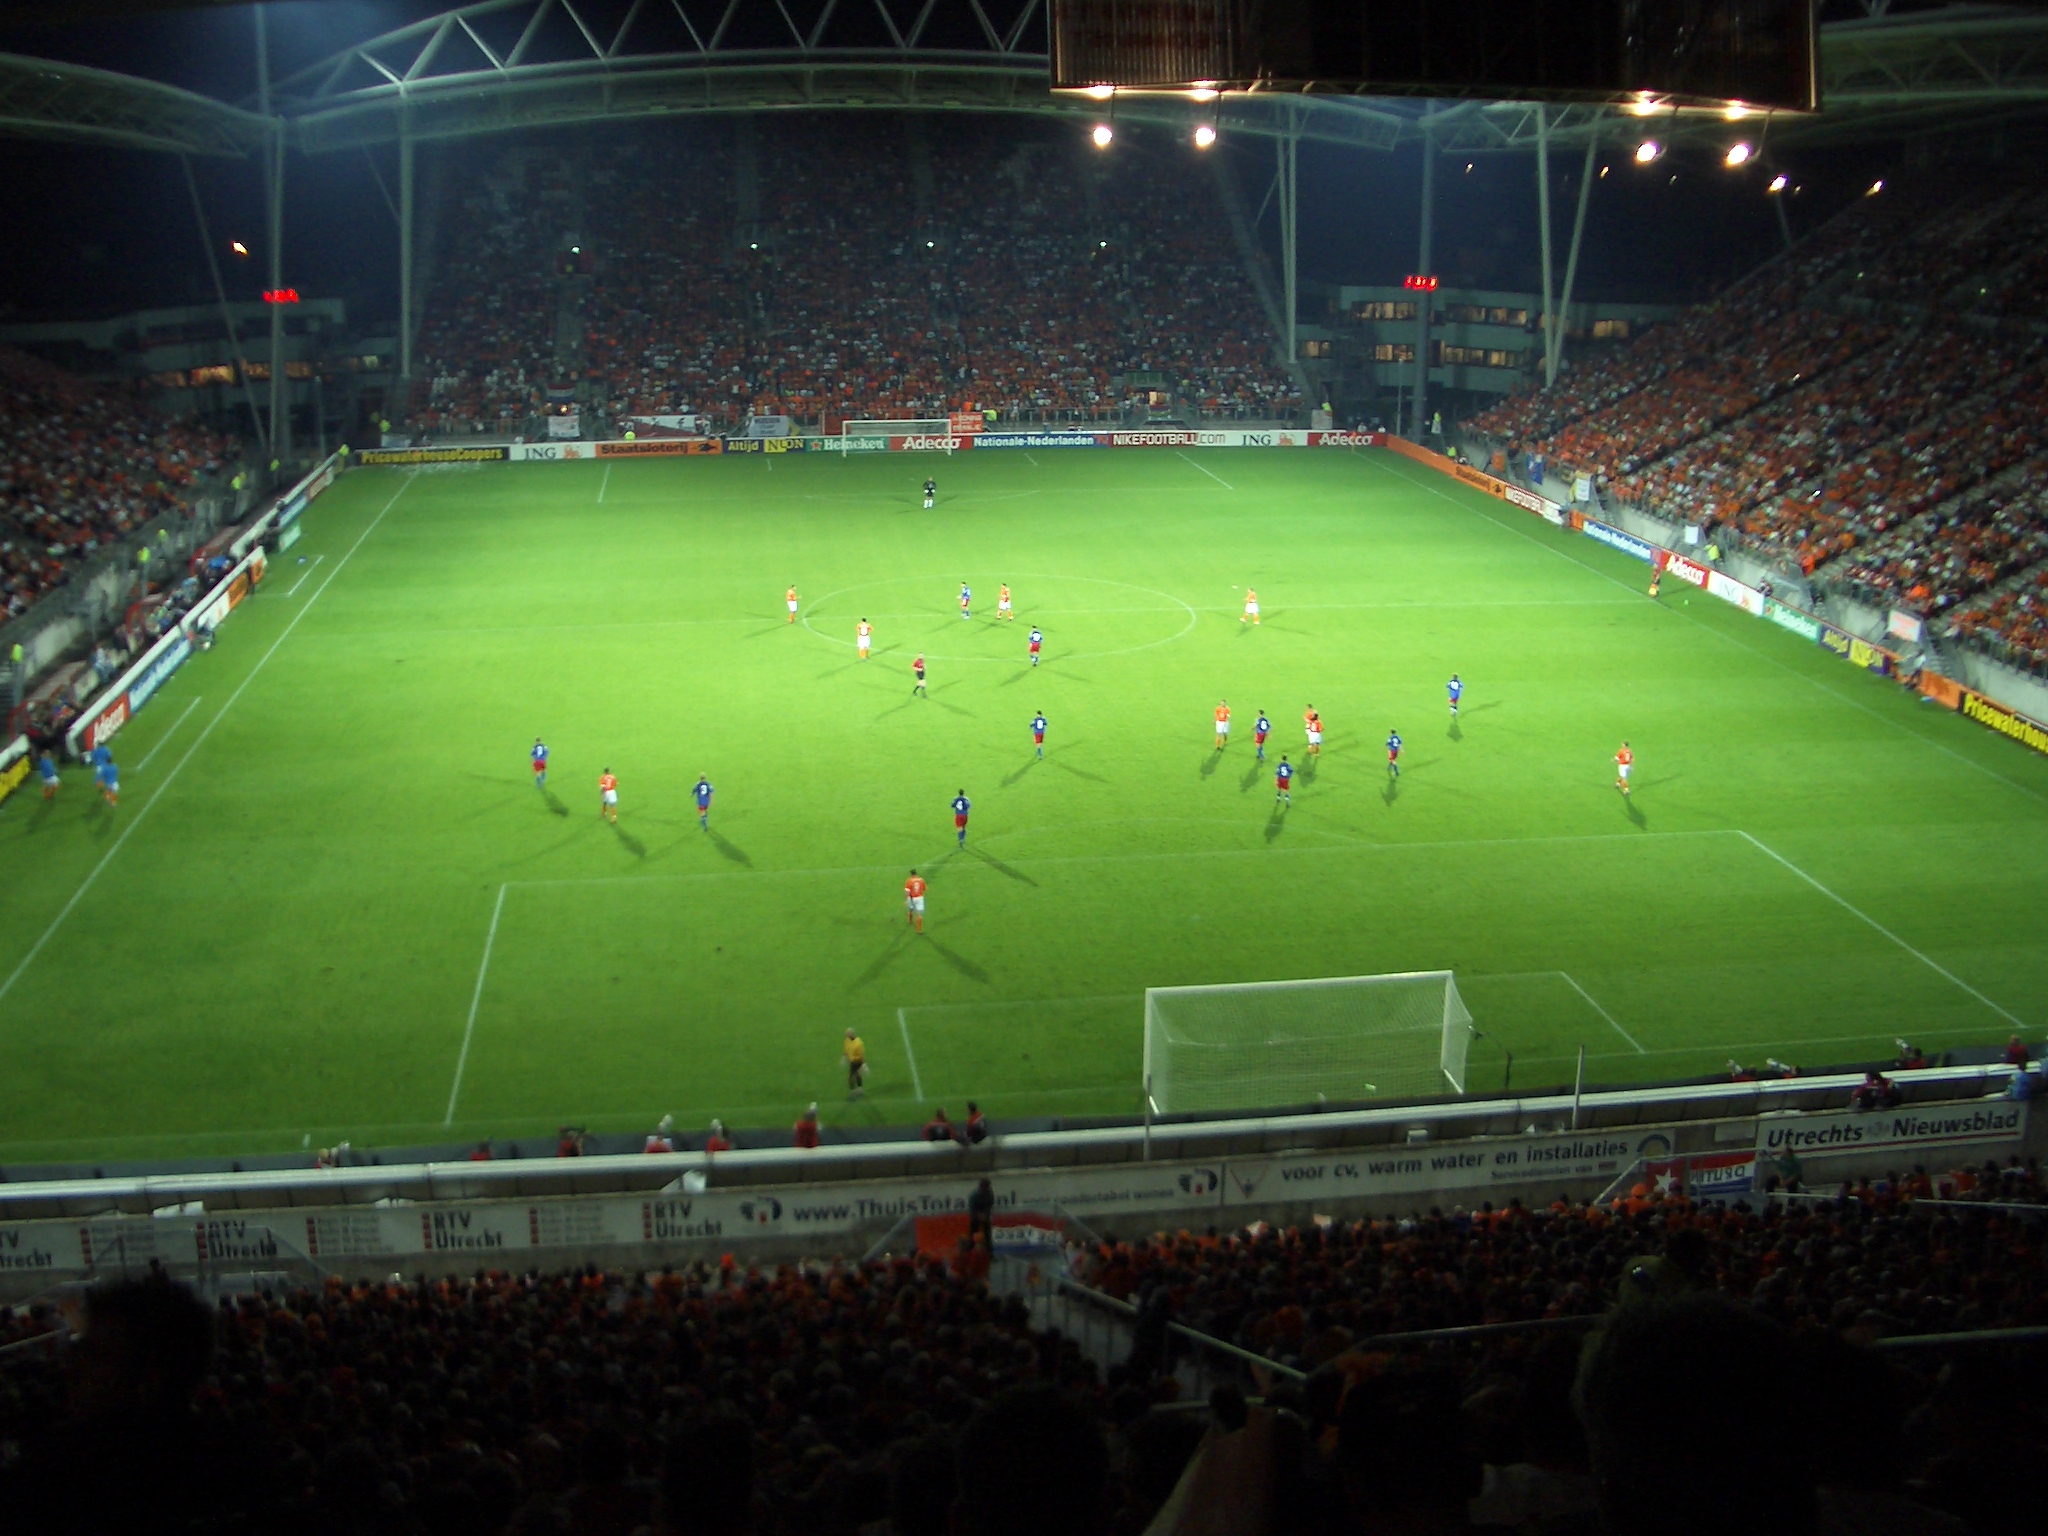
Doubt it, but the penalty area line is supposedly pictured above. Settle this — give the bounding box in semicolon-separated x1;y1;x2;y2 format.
1737;829;2025;1028
1559;971;1645;1053
897;1008;926;1102
446;883;508;1123
0;473;415;1011
1177;451;1234;490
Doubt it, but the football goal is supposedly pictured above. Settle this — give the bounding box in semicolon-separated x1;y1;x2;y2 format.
841;418;954;447
1143;970;1475;1116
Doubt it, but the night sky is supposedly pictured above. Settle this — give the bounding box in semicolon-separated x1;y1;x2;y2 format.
0;2;1905;327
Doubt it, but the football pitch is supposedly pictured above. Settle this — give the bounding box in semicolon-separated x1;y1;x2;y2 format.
2;445;2044;1164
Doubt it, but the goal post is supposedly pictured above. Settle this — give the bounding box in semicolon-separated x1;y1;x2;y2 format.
1143;970;1476;1116
841;417;953;452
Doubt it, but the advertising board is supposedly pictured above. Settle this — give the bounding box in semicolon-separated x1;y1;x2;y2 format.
1756;1100;2028;1159
1959;689;2048;756
511;442;599;461
356;445;508;466
594;438;722;457
1707;570;1767;615
1307;432;1385;447
891;435;972;452
1664;554;1710;589
1582;518;1657;562
1888;609;1926;644
0;734;30;809
724;437;807;454
1763;599;1822;641
975;432;1099;450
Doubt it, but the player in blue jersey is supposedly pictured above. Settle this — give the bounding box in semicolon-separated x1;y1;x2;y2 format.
959;581;972;620
1385;729;1403;778
94;751;119;807
1275;754;1293;805
1028;625;1043;666
36;750;59;799
694;774;713;829
1447;675;1462;717
951;790;972;846
1254;711;1271;761
531;737;549;790
1032;712;1047;758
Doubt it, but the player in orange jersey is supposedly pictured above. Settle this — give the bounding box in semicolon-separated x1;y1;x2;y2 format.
1305;707;1323;755
599;768;619;823
997;582;1014;620
786;584;800;623
1214;700;1231;749
1242;587;1260;624
1615;741;1634;795
857;618;872;659
904;870;927;932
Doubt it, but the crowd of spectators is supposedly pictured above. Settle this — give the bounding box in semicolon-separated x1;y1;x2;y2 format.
5;1167;2045;1535
1469;178;2048;673
415;119;1297;439
0;346;238;622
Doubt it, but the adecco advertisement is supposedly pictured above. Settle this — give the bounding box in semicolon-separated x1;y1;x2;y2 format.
1757;1100;2028;1159
66;546;266;758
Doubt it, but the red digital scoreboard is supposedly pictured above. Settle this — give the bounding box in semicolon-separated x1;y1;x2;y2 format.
262;288;300;305
1403;274;1439;292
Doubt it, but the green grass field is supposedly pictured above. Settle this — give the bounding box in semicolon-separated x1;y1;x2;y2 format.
3;445;2044;1164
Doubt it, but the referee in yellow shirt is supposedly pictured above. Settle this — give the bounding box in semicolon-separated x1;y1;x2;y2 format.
843;1028;867;1098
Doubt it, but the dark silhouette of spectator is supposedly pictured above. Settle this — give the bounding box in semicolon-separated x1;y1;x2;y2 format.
967;1175;996;1246
922;1106;958;1144
954;1385;1112;1536
964;1099;989;1144
792;1102;820;1148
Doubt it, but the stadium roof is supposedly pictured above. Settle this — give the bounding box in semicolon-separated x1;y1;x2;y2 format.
0;0;2045;159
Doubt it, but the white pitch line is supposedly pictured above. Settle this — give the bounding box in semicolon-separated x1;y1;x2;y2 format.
1025;453;1040;467
897;1007;926;1101
446;883;508;1123
1177;451;1234;490
1738;829;2025;1027
1560;970;1645;1053
131;696;201;773
597;464;611;504
0;473;415;1009
1365;454;2048;807
283;554;324;597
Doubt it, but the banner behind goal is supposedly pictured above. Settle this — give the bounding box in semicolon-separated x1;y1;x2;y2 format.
1143;971;1475;1115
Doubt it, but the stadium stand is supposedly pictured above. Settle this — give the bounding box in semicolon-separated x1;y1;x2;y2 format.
1470;181;2048;677
0;345;238;621
411;119;1297;438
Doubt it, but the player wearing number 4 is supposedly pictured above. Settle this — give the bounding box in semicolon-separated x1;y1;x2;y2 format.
952;790;972;846
1032;712;1047;758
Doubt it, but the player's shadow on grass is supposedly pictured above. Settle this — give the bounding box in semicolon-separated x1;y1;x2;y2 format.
1239;761;1263;792
707;829;752;866
1463;701;1502;715
747;623;791;638
850;931;913;990
542;790;570;818
612;824;647;859
1300;757;1319;784
1265;804;1287;842
462;772;529;789
816;660;866;681
928;683;977;719
1622;795;1648;829
1448;718;1462;742
876;695;922;721
1000;758;1041;788
1382;774;1402;807
1200;752;1222;779
927;936;992;985
1000;669;1031;688
1048;752;1106;784
967;847;1039;887
1633;774;1682;793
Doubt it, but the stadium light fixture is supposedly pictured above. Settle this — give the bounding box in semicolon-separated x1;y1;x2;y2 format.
1768;174;1789;193
1092;123;1114;149
1868;179;1884;195
1084;85;1114;100
230;240;249;256
1628;93;1661;117
1724;103;1752;120
925;240;935;249
1192;123;1217;149
1187;83;1219;101
1599;165;1610;178
1724;142;1754;167
1634;140;1660;164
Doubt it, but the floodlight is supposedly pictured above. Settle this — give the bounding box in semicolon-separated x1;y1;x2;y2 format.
1193;123;1217;149
1628;93;1661;117
230;240;249;256
1724;103;1752;120
1767;174;1788;193
1187;84;1219;101
1724;142;1753;167
1092;123;1114;148
1084;85;1114;100
1868;179;1884;195
1634;140;1660;164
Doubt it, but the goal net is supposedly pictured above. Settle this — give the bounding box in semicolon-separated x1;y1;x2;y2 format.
1143;970;1475;1115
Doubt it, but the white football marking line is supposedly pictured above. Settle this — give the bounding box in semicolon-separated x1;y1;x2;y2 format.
132;696;202;773
284;554;324;596
1560;970;1645;1053
0;474;415;1008
1177;451;1234;490
446;882;508;1123
897;1008;926;1102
